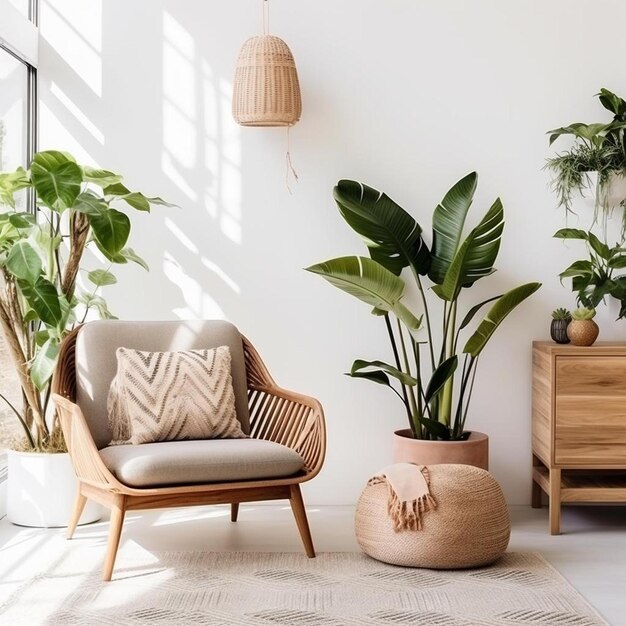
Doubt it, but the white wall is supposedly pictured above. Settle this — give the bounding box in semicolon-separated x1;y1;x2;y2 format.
38;0;626;505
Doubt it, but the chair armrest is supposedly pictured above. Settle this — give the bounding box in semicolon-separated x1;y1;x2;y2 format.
249;385;326;478
52;394;119;489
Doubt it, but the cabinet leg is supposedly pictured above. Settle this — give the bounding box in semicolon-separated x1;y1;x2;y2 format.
531;455;543;509
549;468;561;535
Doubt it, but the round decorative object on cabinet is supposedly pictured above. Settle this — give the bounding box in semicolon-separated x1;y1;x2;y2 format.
567;320;599;347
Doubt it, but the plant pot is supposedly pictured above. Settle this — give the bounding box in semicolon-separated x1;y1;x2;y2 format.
7;451;102;528
392;429;489;470
567;319;599;347
550;319;570;344
603;170;626;209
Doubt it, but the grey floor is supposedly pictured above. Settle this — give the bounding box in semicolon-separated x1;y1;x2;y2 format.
1;504;625;625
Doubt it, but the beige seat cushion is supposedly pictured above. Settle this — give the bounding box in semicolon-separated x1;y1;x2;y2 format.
99;439;305;487
108;346;245;445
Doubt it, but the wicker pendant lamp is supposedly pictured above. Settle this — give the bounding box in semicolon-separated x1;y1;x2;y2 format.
232;1;302;127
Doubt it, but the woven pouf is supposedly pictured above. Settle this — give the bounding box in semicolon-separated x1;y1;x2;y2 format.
355;464;510;569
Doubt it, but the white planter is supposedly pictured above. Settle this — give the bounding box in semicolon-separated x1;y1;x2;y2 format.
7;451;102;528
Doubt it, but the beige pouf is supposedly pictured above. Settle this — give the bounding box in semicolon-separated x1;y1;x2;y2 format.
355;464;510;569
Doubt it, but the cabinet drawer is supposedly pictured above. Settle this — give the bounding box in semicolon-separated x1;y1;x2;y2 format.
556;356;626;395
555;356;626;464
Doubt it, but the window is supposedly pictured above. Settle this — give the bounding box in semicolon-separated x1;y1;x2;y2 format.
0;1;38;456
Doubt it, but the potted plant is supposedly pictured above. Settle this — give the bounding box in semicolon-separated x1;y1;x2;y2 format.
306;173;540;469
567;307;599;346
554;227;626;320
546;88;626;232
0;150;171;526
550;308;571;344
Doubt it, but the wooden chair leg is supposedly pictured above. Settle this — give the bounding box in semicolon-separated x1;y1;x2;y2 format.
289;484;315;558
231;503;239;522
549;468;562;535
67;489;87;539
103;496;126;582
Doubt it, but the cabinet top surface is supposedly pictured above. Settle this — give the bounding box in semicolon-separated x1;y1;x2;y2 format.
533;341;626;355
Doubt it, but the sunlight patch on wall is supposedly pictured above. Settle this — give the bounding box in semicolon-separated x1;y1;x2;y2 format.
49;82;104;144
40;0;102;96
163;252;226;320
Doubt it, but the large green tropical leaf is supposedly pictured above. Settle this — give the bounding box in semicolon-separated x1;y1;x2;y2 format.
432;198;504;301
5;241;42;284
429;172;478;284
88;208;130;255
30;151;82;211
333;180;430;276
463;282;542;357
87;269;117;287
19;277;62;327
305;256;421;330
73;191;108;215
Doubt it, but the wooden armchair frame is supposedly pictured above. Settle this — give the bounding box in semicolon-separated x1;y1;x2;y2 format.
51;327;326;581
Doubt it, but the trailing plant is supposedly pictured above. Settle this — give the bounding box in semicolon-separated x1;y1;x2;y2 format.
551;308;571;321
306;173;540;441
0;150;172;452
571;306;596;321
546;88;626;228
554;228;626;318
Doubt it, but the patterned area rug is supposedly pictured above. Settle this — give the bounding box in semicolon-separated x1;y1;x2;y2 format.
0;550;607;625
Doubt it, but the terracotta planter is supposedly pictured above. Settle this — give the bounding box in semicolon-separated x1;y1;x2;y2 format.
393;429;489;470
567;319;599;347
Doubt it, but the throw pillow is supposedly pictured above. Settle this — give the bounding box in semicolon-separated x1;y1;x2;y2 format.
108;346;246;445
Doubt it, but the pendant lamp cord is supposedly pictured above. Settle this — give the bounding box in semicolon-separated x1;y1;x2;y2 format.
286;125;299;195
263;0;270;35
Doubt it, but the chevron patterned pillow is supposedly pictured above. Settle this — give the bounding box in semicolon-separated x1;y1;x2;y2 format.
107;346;246;445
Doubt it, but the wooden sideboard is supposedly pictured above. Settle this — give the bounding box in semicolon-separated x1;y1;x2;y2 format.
532;341;626;534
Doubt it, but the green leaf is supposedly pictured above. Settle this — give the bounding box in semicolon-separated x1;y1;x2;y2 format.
29;338;60;391
19;277;62;326
82;166;123;187
553;228;589;240
458;295;502;331
121;247;149;270
73;191;108;215
587;232;611;259
79;292;117;319
88;208;130;254
8;213;36;229
30;151;82;211
333;179;430;276
349;359;417;386
87;269;117;287
463;282;542;357
429;172;478;284
305;256;422;330
424;356;458;405
0;167;31;208
559;260;594;281
104;183;175;211
418;417;451;440
346;370;392;387
609;255;626;269
5;241;42;284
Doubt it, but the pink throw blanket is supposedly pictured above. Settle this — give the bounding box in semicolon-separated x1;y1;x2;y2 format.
368;463;437;531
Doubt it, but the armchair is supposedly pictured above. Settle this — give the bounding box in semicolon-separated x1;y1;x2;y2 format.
52;320;326;581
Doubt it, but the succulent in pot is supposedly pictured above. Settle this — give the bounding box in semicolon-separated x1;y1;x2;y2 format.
550;308;572;344
567;307;599;346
